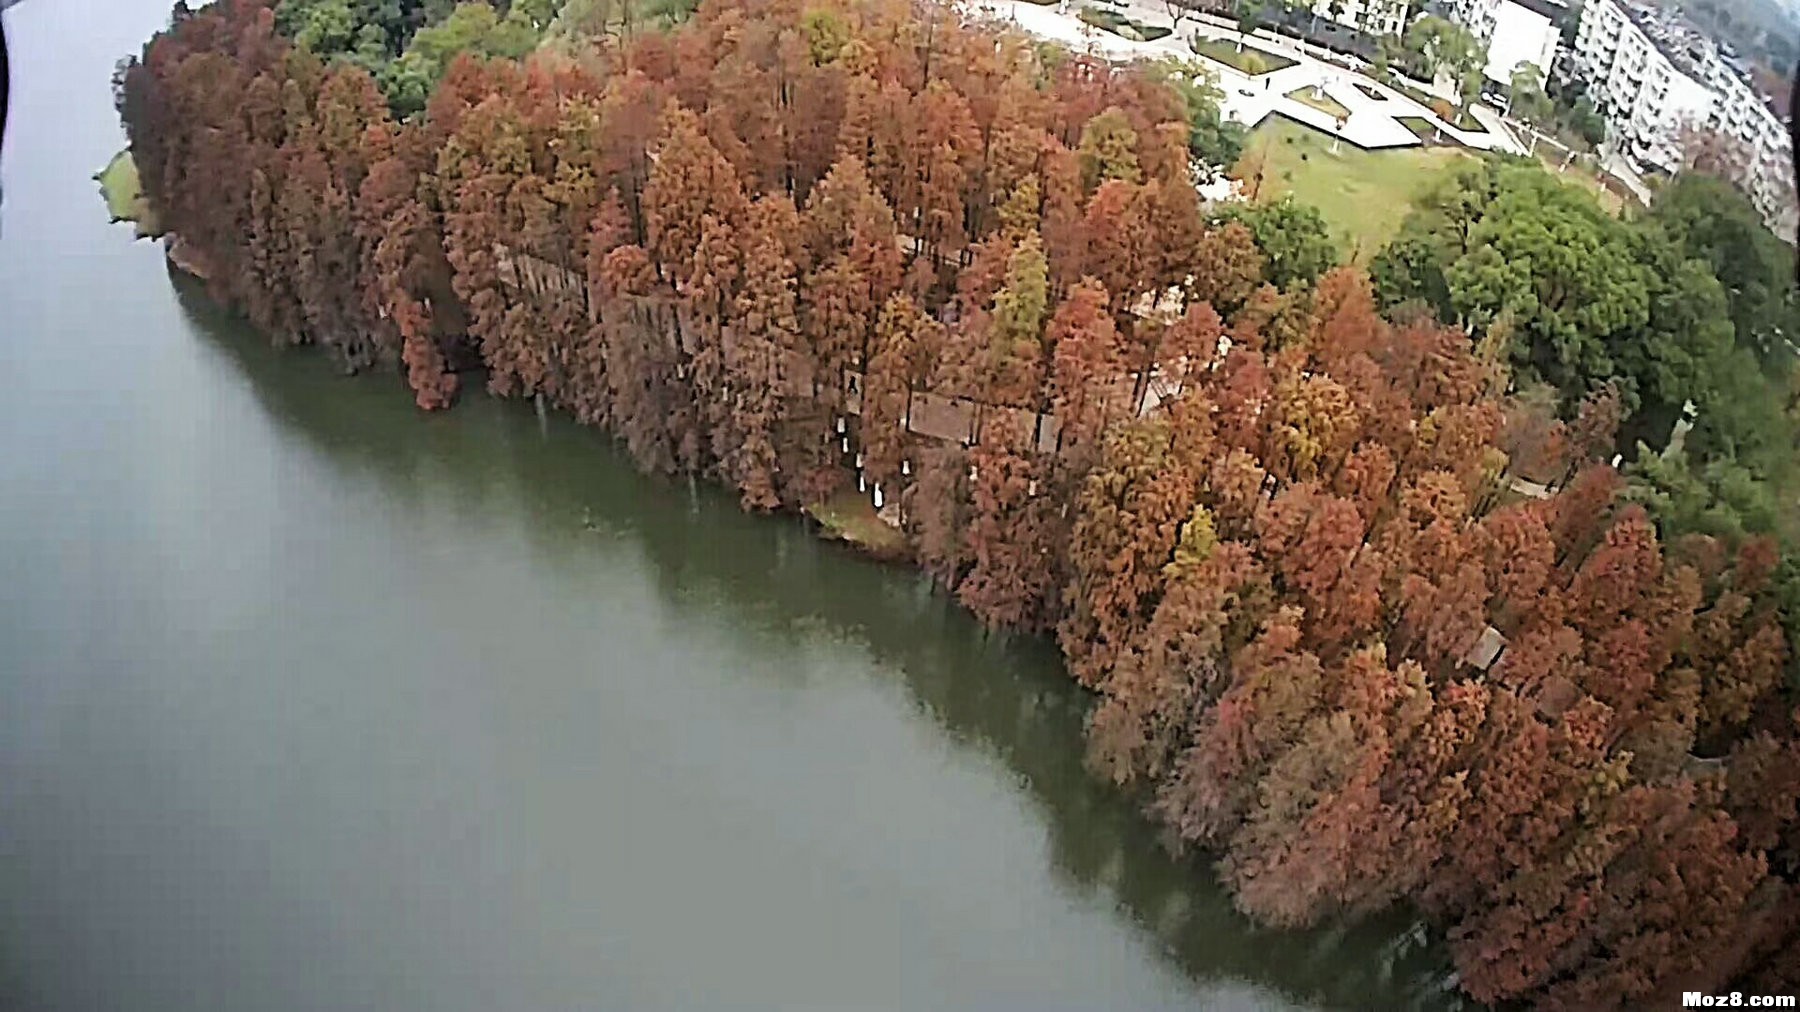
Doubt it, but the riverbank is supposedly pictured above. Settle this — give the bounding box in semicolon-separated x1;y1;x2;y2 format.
95;149;161;237
147;219;892;560
805;487;909;561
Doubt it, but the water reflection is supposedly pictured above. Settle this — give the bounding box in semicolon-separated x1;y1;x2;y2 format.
174;274;1465;1011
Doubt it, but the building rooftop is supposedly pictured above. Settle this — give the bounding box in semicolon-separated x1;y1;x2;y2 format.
1507;0;1568;22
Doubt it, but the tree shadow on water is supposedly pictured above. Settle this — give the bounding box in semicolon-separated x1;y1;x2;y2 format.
176;275;1470;1012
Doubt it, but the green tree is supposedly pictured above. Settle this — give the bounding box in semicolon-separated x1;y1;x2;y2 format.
1404;15;1482;100
800;8;851;64
408;2;539;71
1077;107;1143;188
274;0;550;114
1143;59;1247;173
1234;0;1261;52
1372;32;1401;81
1563;95;1606;145
1223;196;1335;289
982;233;1053;406
1188;103;1247;175
1685;346;1799;503
515;0;563;31
1627;449;1782;542
1614;233;1736;445
279;0;359;54
377;50;436;116
1508;64;1552;126
1650;174;1799;371
1370;222;1452;314
1441;166;1649;402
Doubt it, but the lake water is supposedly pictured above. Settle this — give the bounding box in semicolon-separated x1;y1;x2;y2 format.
0;1;1457;1008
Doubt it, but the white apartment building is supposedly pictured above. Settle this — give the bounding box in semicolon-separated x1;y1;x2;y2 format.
1307;0;1412;39
1572;0;1795;233
1451;0;1564;84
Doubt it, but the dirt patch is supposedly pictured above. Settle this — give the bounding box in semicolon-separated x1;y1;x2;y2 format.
808;487;908;561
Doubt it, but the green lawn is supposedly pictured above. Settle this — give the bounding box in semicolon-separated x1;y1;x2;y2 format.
1235;116;1476;258
95;149;161;237
1285;85;1350;121
1396;115;1436;140
1539;155;1628;215
1078;6;1172;41
1189;35;1297;75
1449;107;1487;133
1390;80;1488;132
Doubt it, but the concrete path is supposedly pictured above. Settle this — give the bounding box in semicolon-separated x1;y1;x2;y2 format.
975;0;1527;156
1597;144;1656;205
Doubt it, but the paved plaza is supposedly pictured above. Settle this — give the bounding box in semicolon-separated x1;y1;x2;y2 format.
981;0;1530;156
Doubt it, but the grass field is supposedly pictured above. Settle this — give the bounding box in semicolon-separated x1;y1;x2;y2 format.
1285;85;1350;120
1540;155;1628;215
1078;6;1172;40
1396;116;1435;140
95;149;161;237
1189;35;1297;74
1390;80;1488;132
1235;116;1476;257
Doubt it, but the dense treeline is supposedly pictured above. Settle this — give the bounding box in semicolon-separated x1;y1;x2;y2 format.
118;0;1800;1005
1375;164;1800;526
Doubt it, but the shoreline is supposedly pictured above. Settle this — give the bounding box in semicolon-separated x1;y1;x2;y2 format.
156;230;909;565
95;149;163;238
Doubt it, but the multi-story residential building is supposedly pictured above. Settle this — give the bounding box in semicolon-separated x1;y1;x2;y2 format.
1307;0;1412;39
1571;0;1796;234
1451;0;1564;84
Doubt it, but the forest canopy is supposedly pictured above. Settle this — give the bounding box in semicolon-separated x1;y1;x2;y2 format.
117;0;1800;1005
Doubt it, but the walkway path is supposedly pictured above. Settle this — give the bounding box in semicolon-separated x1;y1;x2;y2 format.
1503;118;1653;208
976;0;1527;156
1597;143;1656;205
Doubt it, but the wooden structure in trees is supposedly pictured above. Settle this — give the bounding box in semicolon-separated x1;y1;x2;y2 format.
493;242;1183;457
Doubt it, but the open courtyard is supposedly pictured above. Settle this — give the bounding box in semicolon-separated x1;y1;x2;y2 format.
1237;116;1477;256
